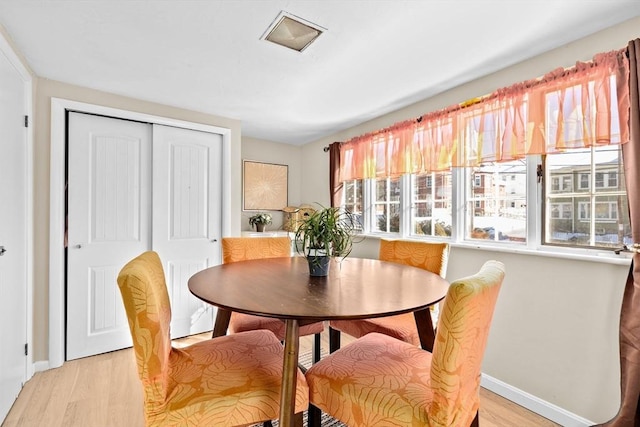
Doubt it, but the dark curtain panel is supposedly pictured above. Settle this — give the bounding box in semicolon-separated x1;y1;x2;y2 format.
599;38;640;427
328;142;343;208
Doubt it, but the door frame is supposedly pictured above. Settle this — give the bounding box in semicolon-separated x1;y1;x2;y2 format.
49;98;232;368
0;31;34;382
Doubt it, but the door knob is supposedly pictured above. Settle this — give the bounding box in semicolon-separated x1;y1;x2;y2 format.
0;246;6;256
75;244;82;249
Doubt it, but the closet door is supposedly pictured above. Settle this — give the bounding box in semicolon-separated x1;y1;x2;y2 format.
152;125;220;338
0;45;28;420
66;112;152;360
67;114;223;360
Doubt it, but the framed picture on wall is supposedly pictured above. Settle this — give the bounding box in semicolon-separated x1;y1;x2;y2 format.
243;160;288;211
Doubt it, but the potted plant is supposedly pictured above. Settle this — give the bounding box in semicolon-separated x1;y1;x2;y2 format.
248;212;272;232
294;205;359;276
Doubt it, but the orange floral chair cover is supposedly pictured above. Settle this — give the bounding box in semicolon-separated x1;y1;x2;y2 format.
222;237;324;340
307;260;505;427
117;251;309;426
330;239;449;347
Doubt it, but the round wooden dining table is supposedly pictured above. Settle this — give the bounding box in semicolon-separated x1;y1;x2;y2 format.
188;256;449;427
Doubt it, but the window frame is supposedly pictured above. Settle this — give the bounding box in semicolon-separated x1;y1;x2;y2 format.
342;145;628;259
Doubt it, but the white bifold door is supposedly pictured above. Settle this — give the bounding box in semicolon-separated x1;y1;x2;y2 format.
66;112;221;361
0;44;29;421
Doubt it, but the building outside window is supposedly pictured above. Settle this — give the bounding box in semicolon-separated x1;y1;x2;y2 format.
545;146;629;248
342;179;363;231
467;160;527;242
373;177;400;233
411;172;452;237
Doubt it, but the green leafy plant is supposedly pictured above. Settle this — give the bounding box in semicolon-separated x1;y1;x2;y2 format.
248;212;272;227
294;205;359;260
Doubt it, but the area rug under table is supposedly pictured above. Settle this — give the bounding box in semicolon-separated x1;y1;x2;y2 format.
252;350;346;427
269;411;346;427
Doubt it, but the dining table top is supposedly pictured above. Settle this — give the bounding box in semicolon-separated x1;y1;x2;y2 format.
188;256;450;322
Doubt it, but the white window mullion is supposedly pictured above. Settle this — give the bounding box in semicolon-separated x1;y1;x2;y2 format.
364;178;375;234
452;166;466;243
589;147;597;246
527;156;541;248
400;174;411;237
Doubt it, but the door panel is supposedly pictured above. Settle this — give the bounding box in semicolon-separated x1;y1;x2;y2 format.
0;49;28;420
67;112;151;360
152;125;221;338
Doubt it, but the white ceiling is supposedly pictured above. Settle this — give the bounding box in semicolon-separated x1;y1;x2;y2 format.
1;1;639;145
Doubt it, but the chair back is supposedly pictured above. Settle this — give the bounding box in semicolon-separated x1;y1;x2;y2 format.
379;239;449;277
428;260;505;426
222;236;291;264
116;251;172;405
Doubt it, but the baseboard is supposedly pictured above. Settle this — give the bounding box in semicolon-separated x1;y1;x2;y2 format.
481;374;594;427
33;360;50;373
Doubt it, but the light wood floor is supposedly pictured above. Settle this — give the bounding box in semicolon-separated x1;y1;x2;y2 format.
3;330;559;427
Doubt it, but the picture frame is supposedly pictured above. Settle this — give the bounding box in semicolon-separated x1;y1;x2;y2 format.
243;160;288;211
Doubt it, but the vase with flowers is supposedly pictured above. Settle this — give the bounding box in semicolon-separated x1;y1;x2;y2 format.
248;212;272;232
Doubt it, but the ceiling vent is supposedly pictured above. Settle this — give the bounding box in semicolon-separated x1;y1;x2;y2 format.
261;11;325;52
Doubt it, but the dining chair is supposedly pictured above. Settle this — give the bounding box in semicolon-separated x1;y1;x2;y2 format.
117;251;309;426
329;239;449;351
306;260;505;427
221;237;325;362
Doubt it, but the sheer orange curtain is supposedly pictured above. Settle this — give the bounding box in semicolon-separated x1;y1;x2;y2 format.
339;49;629;181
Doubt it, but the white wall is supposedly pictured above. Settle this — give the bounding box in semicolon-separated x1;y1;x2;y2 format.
295;16;640;424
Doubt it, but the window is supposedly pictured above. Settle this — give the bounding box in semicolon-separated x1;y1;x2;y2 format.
545;145;629;248
343;180;363;231
579;173;590;189
550;202;573;219
411;172;452;237
551;175;573;192
373;177;400;233
595;171;618;189
467;160;527;242
578;201;619;220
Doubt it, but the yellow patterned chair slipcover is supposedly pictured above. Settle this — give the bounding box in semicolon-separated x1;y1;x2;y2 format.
307;260;505;427
329;239;449;348
117;251;309;426
222;237;325;341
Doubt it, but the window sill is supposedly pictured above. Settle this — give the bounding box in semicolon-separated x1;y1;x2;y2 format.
358;233;633;266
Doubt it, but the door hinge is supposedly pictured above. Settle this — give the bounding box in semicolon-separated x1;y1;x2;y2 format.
24;343;28;356
24;115;28;128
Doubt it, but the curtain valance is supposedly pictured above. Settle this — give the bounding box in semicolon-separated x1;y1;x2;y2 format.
340;49;629;181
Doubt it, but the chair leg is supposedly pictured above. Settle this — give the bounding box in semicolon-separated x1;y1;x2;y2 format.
470;410;479;427
312;332;322;363
329;327;341;353
294;411;303;427
308;404;322;427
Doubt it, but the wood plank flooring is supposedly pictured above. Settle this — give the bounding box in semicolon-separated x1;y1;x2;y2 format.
3;329;559;426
